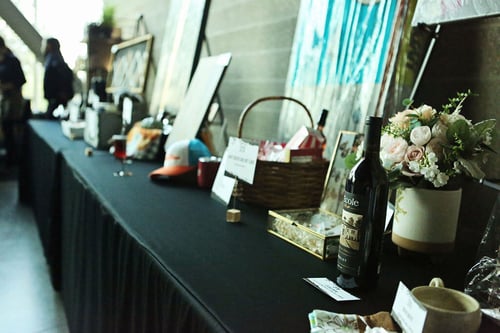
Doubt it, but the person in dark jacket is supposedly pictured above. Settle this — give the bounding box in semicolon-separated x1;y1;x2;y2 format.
43;37;74;119
0;36;26;166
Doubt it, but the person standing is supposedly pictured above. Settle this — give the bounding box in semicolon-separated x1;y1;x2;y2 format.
0;36;26;167
43;37;74;119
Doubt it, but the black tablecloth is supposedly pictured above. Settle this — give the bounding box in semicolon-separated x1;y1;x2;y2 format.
21;120;88;289
25;120;494;332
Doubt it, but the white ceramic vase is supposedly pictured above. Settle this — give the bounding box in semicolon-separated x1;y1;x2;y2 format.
391;187;462;254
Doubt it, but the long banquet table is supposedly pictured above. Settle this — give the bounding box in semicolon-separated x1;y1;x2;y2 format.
23;119;496;332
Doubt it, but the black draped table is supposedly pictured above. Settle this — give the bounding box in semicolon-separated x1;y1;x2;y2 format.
20;119;88;289
23;120;495;332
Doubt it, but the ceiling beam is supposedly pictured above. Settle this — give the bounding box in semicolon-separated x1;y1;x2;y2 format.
0;0;43;61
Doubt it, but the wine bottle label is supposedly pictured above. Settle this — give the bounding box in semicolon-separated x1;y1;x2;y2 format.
337;191;367;277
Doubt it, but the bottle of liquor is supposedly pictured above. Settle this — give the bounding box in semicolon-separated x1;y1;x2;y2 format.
336;116;388;290
316;109;329;153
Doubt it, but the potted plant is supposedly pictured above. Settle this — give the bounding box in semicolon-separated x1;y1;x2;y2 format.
380;90;496;253
87;5;116;39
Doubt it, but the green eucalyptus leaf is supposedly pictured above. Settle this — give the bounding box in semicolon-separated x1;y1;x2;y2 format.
457;157;485;179
447;119;471;143
474;119;496;136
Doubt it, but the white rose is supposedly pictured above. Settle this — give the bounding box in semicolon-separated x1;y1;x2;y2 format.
410;126;432;146
416;104;436;122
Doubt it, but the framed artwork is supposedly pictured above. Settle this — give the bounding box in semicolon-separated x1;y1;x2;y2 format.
106;34;154;94
320;131;364;217
164;53;232;149
148;0;211;115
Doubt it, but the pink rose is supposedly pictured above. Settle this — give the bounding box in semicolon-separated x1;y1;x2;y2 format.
410;126;431;146
405;145;425;163
380;134;408;169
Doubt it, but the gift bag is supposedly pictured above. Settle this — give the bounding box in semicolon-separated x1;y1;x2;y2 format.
126;121;163;160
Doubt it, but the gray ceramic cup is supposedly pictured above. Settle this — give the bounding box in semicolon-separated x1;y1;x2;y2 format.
411;278;482;333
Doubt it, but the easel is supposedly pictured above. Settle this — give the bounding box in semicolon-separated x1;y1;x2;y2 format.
409;23;441;101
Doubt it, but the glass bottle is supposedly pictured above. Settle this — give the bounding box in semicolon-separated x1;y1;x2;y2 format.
336;116;389;290
316;109;329;153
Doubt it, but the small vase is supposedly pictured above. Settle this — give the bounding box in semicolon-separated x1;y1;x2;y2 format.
391;187;462;254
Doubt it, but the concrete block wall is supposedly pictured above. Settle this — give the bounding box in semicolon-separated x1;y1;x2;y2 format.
107;0;300;141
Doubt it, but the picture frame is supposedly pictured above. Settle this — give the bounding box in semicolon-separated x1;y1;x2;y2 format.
106;34;154;94
164;53;232;149
320;131;364;217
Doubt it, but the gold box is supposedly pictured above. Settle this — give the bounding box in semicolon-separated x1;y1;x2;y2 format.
267;131;364;260
268;208;342;260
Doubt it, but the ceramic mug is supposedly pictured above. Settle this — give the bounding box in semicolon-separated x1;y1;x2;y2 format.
411;278;481;333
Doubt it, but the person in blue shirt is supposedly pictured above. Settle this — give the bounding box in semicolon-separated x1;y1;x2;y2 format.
0;36;26;166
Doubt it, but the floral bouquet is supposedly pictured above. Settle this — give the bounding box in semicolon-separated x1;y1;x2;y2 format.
380;91;496;189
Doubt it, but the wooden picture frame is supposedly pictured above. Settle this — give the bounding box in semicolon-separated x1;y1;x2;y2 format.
320;131;364;217
106;34;154;94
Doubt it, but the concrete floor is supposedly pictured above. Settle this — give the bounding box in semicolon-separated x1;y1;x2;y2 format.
0;165;69;333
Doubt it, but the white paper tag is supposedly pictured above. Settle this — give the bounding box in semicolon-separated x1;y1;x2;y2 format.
225;137;258;185
211;152;237;205
304;277;360;302
122;97;133;125
391;282;427;333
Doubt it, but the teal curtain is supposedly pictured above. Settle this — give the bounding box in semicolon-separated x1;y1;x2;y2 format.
280;0;408;159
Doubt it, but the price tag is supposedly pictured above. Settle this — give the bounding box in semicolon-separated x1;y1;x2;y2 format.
224;137;258;185
391;281;427;333
304;277;360;302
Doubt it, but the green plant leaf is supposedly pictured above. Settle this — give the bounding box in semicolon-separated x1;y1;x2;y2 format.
474;119;496;137
457;157;485;179
447;119;473;153
402;98;413;107
344;152;359;170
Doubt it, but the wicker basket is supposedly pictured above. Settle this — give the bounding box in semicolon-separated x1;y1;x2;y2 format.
234;96;329;209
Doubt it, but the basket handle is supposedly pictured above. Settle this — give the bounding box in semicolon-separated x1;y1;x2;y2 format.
237;96;313;138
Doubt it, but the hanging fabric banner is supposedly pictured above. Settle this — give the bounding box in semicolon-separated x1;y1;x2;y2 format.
279;0;407;159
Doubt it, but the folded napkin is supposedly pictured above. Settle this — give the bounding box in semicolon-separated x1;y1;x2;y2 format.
309;310;400;333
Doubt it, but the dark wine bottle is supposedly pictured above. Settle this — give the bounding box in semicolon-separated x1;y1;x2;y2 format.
336;116;389;290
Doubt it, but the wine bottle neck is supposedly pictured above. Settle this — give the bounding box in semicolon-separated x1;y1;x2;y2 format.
363;116;382;157
317;109;329;128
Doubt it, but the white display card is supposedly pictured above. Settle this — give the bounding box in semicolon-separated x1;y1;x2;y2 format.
391;281;427;333
211;152;237;205
304;277;360;302
224;137;258;185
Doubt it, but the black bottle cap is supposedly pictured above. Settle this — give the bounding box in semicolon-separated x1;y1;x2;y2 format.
318;109;329;127
365;116;382;126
